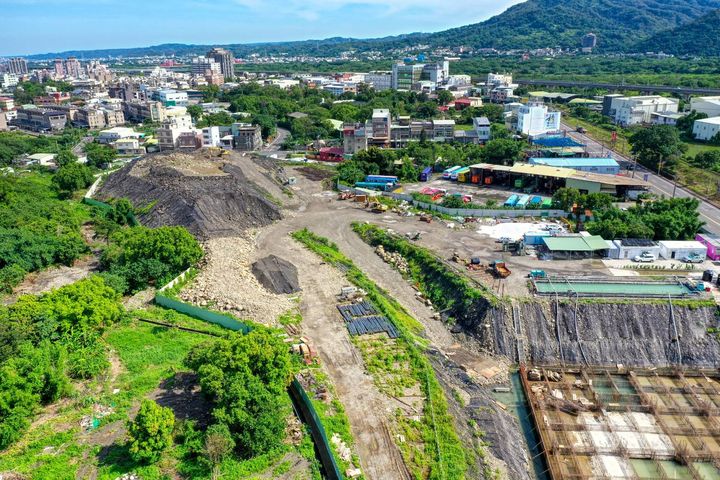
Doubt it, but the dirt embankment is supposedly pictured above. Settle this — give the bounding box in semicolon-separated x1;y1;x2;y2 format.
459;300;720;368
97;151;281;239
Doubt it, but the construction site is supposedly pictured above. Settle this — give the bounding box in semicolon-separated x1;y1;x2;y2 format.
521;365;720;480
83;147;720;480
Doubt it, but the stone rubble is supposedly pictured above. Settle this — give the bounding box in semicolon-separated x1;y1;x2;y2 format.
374;245;409;274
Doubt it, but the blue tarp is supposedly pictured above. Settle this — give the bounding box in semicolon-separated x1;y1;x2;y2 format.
532;137;584;148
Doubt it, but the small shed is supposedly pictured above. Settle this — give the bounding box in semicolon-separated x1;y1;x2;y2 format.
524;231;551;246
610;239;660;260
658;241;707;260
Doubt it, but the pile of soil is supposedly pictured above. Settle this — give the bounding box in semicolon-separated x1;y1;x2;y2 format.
97;151;281;238
252;255;301;294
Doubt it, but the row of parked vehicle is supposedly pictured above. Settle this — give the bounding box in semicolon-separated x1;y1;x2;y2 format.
632;252;705;263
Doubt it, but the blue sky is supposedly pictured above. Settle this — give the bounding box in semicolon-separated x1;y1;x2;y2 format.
0;0;522;56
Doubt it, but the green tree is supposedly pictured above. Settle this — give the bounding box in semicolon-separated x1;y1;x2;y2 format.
187;105;203;122
252;114;277;139
482;138;523;164
55;149;77;167
436;90;454;106
84;143;118;169
185;328;294;457
629;125;687;175
127;399;175;464
552;187;582;212
676;110;708;136
692;150;720;170
52;163;93;197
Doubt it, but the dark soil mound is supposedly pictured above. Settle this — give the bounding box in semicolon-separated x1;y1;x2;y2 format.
252;255;300;294
97;152;281;238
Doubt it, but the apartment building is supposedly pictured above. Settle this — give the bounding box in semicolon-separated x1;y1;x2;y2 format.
516;102;562;137
371;109;391;142
0;97;15;111
155;89;188;107
343;123;368;155
76;108;106;129
391;63;424;90
690;96;720;118
97;127;141;144
231;123;262;151
124;100;166;122
13;108;67;132
473;116;491;141
693;117;720;142
7;57;28;75
323;83;357;96
0;112;8;132
202;126;232;147
207;48;235;80
191;56;221;76
608;96;679;126
366;71;392;91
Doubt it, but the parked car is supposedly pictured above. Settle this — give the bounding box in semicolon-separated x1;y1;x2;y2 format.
633;252;656;263
682;253;705;264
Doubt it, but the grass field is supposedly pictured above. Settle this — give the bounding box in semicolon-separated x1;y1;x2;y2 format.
0;309;316;480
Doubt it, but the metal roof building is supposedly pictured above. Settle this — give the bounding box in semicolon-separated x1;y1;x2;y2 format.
529;157;620;175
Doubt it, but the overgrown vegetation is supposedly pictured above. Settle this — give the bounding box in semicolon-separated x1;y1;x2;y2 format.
0;130;84;166
100;225;203;294
184;328;295;459
0;276;123;449
0;172;89;293
291;228;468;480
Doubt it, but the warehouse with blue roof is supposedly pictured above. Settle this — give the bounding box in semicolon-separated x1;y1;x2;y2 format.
529;157;620;175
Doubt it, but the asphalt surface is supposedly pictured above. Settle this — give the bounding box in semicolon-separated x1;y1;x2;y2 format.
561;123;720;235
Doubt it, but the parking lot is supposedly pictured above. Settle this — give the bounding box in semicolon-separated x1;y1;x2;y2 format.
400;177;552;206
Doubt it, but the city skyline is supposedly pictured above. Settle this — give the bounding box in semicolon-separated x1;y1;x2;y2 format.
1;0;522;56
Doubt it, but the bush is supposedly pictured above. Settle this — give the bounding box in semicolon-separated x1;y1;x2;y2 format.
127;399;175;464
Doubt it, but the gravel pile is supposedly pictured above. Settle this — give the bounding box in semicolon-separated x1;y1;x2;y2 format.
97;151;281;238
375;245;409;274
251;255;301;294
180;236;293;324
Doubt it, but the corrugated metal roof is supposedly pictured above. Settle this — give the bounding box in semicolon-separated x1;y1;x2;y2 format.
530;157;619;168
569;171;649;187
469;163;513;172
543;235;608;251
510;163;576;178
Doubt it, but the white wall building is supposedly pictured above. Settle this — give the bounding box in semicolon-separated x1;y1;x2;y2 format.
609;96;679;126
690;96;720;118
606;239;660;260
97;127;140;144
473;116;491;141
366;71;392;91
692;117;720;141
658;241;707;260
202;126;222;147
516;102;561;137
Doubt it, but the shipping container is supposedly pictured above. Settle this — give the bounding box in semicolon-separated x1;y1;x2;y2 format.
365;175;398;185
354;181;394;191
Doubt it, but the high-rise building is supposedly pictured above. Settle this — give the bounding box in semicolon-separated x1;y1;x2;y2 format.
206;48;234;80
391;63;424;90
54;59;65;78
191;56;221;76
7;57;28;75
64;57;82;78
582;33;597;49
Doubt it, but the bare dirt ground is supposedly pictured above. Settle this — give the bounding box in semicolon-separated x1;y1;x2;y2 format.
3;255;99;304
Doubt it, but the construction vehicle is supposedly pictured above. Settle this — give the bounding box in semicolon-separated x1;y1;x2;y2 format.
367;202;388;213
419;213;433;223
490;260;511;278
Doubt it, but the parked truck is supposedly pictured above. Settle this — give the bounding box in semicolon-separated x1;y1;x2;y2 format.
490;260;511;278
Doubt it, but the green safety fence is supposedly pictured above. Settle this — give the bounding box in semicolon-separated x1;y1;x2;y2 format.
288;378;343;480
153;293;343;480
82;197;139;226
154;294;252;334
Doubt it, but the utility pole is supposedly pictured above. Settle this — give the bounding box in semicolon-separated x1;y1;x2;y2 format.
672;174;678;198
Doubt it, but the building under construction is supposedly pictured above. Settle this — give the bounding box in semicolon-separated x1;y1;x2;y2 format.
521;365;720;479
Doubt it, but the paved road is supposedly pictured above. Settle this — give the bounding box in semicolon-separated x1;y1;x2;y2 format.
518;79;720;96
265;127;289;151
72;135;94;156
561;123;720;235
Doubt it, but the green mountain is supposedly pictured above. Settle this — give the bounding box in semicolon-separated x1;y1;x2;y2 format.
22;0;720;59
634;9;720;55
423;0;720;51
